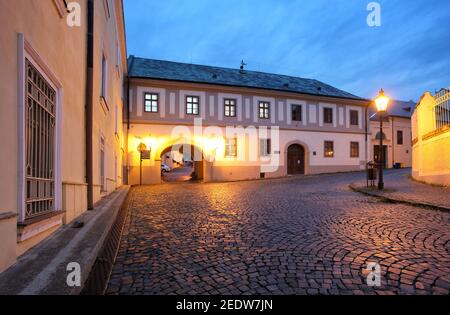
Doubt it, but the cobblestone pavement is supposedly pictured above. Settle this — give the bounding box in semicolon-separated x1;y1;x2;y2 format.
107;171;450;295
352;168;450;210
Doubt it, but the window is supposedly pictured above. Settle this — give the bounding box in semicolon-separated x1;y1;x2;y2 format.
25;59;56;218
225;138;237;157
224;99;236;117
259;139;271;156
100;137;106;192
324;141;334;158
350;110;359;125
144;93;158;113
101;54;108;102
292;105;302;121
323;107;333;124
397;130;403;145
259;101;270;119
350;142;359;158
186;96;199;115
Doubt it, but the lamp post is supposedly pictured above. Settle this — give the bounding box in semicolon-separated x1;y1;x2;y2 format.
374;89;390;190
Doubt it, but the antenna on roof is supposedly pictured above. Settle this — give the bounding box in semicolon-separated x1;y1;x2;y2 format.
240;60;247;74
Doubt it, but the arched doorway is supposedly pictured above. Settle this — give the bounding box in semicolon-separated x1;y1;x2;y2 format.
160;144;204;182
287;144;305;175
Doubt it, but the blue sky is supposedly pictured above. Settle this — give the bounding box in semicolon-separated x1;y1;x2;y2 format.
124;0;450;101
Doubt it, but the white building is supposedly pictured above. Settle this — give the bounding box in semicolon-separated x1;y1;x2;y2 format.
369;100;415;168
124;57;370;184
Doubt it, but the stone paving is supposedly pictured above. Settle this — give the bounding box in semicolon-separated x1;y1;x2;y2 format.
351;168;450;210
106;170;450;295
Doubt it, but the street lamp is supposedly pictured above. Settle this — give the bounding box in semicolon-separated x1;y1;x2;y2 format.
374;89;390;190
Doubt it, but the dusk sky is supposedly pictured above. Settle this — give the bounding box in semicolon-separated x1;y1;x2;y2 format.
123;0;450;101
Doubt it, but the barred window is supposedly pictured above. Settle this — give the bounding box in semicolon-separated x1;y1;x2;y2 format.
25;59;56;219
100;137;106;192
186;96;199;115
324;141;334;158
144;93;158;112
259;101;270;119
225;138;237;157
224;99;236;117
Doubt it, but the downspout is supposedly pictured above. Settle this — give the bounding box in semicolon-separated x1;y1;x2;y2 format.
85;0;94;210
391;116;395;167
365;103;369;168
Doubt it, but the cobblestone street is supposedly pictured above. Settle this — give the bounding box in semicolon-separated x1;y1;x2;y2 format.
107;170;450;295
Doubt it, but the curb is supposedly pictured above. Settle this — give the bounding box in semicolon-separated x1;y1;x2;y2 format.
349;183;450;213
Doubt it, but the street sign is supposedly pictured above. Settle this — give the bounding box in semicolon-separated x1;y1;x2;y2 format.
140;150;151;160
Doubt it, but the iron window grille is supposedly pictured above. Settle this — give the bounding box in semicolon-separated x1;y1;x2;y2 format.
100;137;106;192
224;99;236;117
434;89;450;130
186;96;199;115
259;101;270;119
25;59;56;219
144;93;159;112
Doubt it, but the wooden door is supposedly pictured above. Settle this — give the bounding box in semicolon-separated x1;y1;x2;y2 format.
287;144;305;175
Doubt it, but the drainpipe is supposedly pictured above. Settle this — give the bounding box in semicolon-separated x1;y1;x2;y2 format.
365;103;369;169
85;0;94;210
391;116;395;168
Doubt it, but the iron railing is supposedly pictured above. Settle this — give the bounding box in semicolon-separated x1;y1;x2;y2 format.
433;88;450;130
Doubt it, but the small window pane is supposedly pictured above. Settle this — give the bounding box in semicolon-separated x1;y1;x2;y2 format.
350;142;359;158
186;96;200;115
225;138;237;157
324;141;334;157
144;93;158;112
292;105;302;121
350;110;359;125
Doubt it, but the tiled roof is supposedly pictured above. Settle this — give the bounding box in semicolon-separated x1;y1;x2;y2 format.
369;99;416;120
128;56;365;101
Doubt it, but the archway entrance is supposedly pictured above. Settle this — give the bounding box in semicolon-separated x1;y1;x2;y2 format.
160;144;204;182
287;144;305;175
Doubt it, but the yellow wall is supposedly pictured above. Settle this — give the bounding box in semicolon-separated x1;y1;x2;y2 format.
0;0;127;273
412;92;450;186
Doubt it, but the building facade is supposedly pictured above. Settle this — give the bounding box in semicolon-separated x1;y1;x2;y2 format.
412;89;450;186
125;57;370;184
369;100;414;168
0;0;127;272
